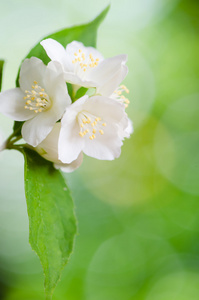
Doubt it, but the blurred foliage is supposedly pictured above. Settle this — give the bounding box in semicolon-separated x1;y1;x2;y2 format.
0;0;199;299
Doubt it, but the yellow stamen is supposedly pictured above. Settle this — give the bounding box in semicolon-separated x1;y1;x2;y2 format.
99;130;104;135
95;117;101;121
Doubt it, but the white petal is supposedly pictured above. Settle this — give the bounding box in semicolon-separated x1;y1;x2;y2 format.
54;152;83;173
41;39;73;72
83;122;122;160
124;118;134;138
89;54;128;86
118;117;133;140
97;64;128;97
22;110;58;146
81;96;128;160
44;62;71;111
35;122;61;162
19;57;47;92
82;95;127;123
47;60;65;75
0;88;35;121
58;110;84;164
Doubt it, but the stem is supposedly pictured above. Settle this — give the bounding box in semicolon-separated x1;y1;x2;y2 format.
1;132;23;152
6;135;22;149
6;126;22;143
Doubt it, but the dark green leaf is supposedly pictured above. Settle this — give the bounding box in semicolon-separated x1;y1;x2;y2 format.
0;60;4;92
12;121;24;137
23;148;76;299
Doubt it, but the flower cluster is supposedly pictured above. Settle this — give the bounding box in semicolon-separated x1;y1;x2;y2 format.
0;39;132;172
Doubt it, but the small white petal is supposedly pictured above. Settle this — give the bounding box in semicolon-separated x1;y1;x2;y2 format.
59;115;84;163
19;57;46;92
97;63;128;97
118;117;133;140
83;122;122;160
22;110;58;147
90;54;128;87
0;88;35;121
44;62;71;109
54;152;83;173
35;122;61;161
82;95;127;123
41;39;73;72
125;118;134;138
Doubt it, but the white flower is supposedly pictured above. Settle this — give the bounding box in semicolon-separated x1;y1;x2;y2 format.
58;95;128;164
35;123;83;173
0;57;71;146
41;39;128;89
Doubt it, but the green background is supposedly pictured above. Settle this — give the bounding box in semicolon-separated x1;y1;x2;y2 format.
0;0;199;299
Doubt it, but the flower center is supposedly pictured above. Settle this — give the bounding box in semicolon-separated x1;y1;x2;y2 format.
72;49;100;72
24;81;51;113
113;85;130;108
77;111;107;140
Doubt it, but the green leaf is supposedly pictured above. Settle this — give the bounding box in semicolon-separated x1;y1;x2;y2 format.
75;87;88;100
0;60;4;92
23;148;77;299
14;5;110;138
12;121;24;137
